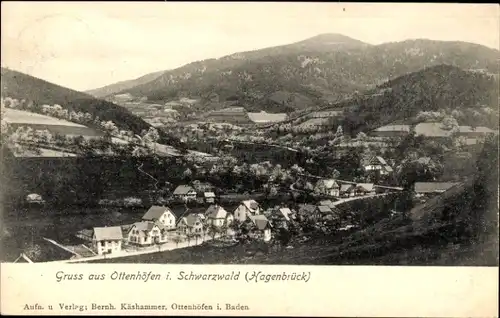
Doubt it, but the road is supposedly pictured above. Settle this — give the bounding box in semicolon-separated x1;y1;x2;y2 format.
227;138;300;153
44;233;224;264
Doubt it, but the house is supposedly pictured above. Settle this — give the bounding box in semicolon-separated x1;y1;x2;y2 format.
127;221;168;246
233;200;261;222
315;179;340;197
371;124;411;138
204;192;216;203
413;182;461;197
26;193;44;204
142;205;176;229
354;183;375;196
363;156;393;175
318;200;336;209
92;226;123;255
191;180;214;193
248;215;272;242
269;207;293;229
206;205;233;227
173;185;197;202
176;213;204;235
315;205;333;219
339;184;356;197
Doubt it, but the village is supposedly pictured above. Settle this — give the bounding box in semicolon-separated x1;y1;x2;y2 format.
14;153;463;264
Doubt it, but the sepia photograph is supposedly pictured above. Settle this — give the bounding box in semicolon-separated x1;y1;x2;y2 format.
1;2;498;269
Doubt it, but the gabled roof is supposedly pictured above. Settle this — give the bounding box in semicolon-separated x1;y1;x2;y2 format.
356;183;375;192
93;226;123;241
206;205;228;219
182;213;203;227
142;205;172;221
173;185;195;195
414;182;461;193
376;156;387;165
241;200;260;212
278;208;292;221
131;221;165;233
340;184;355;192
249;215;271;230
318;179;339;189
317;205;333;213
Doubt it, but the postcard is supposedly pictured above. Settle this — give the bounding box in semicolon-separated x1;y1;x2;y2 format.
1;2;498;316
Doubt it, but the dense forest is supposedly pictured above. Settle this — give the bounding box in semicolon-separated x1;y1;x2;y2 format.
330;65;499;135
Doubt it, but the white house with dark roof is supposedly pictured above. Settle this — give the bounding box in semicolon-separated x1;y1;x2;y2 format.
127;221;168;246
173;185;197;202
176;213;204;235
363;156;394;175
315;179;340;197
354;183;376;196
248;215;272;242
233;200;261;222
339;184;356;197
315;205;333;220
142;205;176;229
268;206;294;229
206;204;233;227
92;226;123;255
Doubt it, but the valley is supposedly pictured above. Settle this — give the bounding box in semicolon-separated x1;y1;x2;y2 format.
1;32;498;267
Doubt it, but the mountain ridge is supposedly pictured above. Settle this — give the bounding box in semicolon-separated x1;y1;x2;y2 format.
87;35;499;114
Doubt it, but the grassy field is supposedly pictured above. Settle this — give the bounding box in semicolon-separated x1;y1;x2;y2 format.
4;108;87;127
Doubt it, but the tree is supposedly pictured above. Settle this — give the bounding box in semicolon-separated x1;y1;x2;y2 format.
441;116;459;134
186;233;193;246
208;224;219;240
335;126;343;138
275;228;292;251
313;180;327;196
182;168;193;181
356;131;367;141
172;236;182;248
331;169;340;179
396;158;443;190
143;127;160;153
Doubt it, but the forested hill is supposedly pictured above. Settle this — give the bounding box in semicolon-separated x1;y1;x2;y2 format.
332;64;499;135
1;67;181;147
87;35;498;113
85;70;167;99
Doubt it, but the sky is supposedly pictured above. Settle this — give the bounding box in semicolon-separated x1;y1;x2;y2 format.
1;2;499;92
